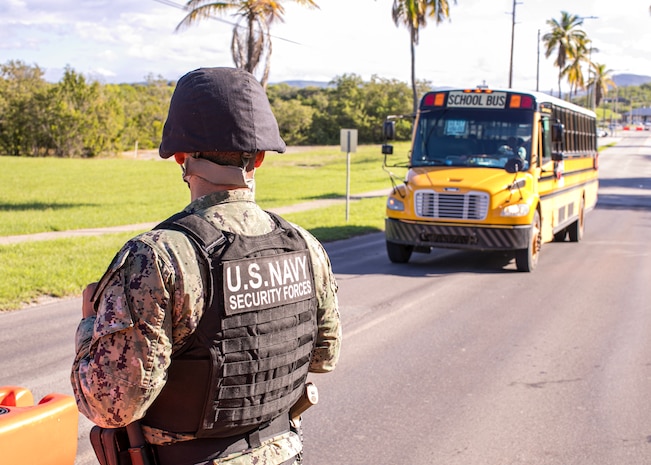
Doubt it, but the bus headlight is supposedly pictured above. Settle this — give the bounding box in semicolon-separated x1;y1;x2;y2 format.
501;203;530;217
387;197;404;211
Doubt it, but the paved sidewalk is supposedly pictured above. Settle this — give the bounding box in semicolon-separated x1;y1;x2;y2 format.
0;189;392;246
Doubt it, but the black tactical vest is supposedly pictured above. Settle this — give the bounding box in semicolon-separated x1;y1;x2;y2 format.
142;211;318;439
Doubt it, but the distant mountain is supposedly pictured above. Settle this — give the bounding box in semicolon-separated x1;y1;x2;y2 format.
275;80;331;88
612;74;651;87
274;74;651;90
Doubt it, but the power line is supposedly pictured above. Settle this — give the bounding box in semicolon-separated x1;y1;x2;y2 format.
152;0;238;27
151;0;304;45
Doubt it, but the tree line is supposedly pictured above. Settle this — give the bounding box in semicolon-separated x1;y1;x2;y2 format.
2;59;649;158
0;60;422;157
0;61;172;157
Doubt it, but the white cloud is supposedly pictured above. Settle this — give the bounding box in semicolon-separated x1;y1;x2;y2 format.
91;67;117;79
0;0;649;88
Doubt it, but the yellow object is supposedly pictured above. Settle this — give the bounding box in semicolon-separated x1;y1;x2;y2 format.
0;386;78;465
383;88;599;272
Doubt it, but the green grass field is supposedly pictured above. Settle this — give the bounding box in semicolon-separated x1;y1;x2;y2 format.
0;144;409;310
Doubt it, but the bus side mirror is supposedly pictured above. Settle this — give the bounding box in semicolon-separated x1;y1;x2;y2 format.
383;121;396;140
382;144;394;155
504;158;524;173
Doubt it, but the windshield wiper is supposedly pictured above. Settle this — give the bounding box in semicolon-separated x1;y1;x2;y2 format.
414;158;446;166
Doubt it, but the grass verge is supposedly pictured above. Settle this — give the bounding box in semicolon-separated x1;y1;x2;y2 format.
0;144;407;236
0;145;406;310
0;197;387;311
0;233;139;311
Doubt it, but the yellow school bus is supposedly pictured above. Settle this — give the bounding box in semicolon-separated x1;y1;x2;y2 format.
382;87;598;271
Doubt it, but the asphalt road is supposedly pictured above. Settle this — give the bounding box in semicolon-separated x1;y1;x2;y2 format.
1;131;650;465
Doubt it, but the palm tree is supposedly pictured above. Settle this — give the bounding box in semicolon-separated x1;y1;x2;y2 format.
589;63;616;108
542;11;586;98
563;49;585;98
391;0;455;113
176;0;319;88
564;36;597;99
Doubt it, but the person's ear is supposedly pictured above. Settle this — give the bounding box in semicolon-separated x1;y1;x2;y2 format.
174;153;188;165
254;151;265;168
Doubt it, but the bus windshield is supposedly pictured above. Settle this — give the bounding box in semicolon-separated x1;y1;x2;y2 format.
412;108;534;169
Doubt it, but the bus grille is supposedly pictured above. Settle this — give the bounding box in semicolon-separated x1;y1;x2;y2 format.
415;191;489;220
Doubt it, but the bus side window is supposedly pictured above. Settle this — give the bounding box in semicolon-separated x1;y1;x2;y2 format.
541;117;553;163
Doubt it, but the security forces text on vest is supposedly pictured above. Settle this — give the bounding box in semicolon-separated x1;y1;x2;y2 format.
222;251;314;315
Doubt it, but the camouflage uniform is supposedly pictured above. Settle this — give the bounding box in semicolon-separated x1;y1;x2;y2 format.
71;189;341;464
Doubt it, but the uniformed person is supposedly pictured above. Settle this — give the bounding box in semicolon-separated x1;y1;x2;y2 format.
71;67;342;465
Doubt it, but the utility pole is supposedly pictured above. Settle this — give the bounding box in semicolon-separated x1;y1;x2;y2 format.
579;15;599;110
508;0;520;88
536;29;540;91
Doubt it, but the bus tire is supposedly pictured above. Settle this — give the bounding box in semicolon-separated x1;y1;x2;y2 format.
515;209;541;272
386;241;413;263
568;198;585;242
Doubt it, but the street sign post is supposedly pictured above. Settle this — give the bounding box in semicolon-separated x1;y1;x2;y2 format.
340;129;358;222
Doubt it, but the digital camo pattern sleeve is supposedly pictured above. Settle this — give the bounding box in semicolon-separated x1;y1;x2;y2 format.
293;224;342;373
212;432;302;465
70;230;204;428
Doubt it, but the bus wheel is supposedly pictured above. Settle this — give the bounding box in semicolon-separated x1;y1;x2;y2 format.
515;210;541;272
568;198;584;242
386;241;413;263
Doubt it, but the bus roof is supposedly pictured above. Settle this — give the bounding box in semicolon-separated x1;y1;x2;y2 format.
423;88;597;119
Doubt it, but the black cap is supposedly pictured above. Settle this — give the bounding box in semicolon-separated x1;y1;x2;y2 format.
159;67;286;158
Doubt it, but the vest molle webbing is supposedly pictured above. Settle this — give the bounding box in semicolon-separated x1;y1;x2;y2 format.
143;211;318;440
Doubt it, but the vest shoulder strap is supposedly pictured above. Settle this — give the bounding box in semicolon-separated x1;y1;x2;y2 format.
155;211;228;254
154;211;229;312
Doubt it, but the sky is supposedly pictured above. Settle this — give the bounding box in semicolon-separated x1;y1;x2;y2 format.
1;0;650;93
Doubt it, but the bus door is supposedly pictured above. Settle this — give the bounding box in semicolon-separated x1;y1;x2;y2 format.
538;115;559;239
539;115;568;238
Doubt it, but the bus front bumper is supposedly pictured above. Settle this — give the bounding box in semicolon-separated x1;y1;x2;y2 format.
385;218;531;251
